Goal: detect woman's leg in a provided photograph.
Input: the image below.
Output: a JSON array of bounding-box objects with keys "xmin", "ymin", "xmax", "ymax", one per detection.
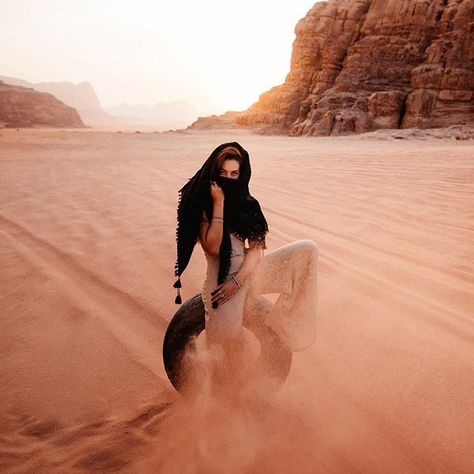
[
  {"xmin": 244, "ymin": 239, "xmax": 320, "ymax": 352},
  {"xmin": 204, "ymin": 279, "xmax": 249, "ymax": 393},
  {"xmin": 204, "ymin": 278, "xmax": 247, "ymax": 342}
]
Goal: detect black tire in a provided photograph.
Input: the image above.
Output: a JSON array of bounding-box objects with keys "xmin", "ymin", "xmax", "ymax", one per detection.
[{"xmin": 163, "ymin": 293, "xmax": 292, "ymax": 394}]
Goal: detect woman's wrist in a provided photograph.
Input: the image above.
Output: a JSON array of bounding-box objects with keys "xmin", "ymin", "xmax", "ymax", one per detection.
[
  {"xmin": 209, "ymin": 201, "xmax": 224, "ymax": 222},
  {"xmin": 234, "ymin": 272, "xmax": 245, "ymax": 286},
  {"xmin": 230, "ymin": 274, "xmax": 241, "ymax": 290}
]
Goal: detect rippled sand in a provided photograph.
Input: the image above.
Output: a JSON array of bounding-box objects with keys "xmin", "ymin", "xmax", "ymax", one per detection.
[{"xmin": 1, "ymin": 127, "xmax": 473, "ymax": 473}]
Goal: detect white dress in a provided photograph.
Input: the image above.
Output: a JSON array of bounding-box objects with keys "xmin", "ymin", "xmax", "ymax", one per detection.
[
  {"xmin": 201, "ymin": 233, "xmax": 320, "ymax": 352},
  {"xmin": 202, "ymin": 233, "xmax": 248, "ymax": 343}
]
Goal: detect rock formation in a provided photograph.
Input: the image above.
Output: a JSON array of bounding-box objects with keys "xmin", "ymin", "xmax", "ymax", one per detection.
[
  {"xmin": 195, "ymin": 0, "xmax": 474, "ymax": 136},
  {"xmin": 0, "ymin": 80, "xmax": 85, "ymax": 128},
  {"xmin": 187, "ymin": 111, "xmax": 247, "ymax": 130},
  {"xmin": 0, "ymin": 75, "xmax": 113, "ymax": 124}
]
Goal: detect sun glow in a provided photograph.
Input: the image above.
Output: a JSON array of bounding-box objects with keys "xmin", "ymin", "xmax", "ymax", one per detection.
[{"xmin": 0, "ymin": 0, "xmax": 317, "ymax": 114}]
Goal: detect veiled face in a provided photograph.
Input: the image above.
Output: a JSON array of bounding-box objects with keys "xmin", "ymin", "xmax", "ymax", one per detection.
[{"xmin": 218, "ymin": 159, "xmax": 240, "ymax": 180}]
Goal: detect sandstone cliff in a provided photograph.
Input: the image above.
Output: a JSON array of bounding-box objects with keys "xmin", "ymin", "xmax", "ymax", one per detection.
[
  {"xmin": 0, "ymin": 81, "xmax": 85, "ymax": 128},
  {"xmin": 198, "ymin": 0, "xmax": 474, "ymax": 136},
  {"xmin": 0, "ymin": 75, "xmax": 113, "ymax": 124},
  {"xmin": 187, "ymin": 111, "xmax": 247, "ymax": 130}
]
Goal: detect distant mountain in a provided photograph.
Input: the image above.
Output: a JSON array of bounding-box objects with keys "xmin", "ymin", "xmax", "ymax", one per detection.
[
  {"xmin": 104, "ymin": 100, "xmax": 199, "ymax": 126},
  {"xmin": 0, "ymin": 80, "xmax": 84, "ymax": 128},
  {"xmin": 0, "ymin": 74, "xmax": 201, "ymax": 128},
  {"xmin": 0, "ymin": 74, "xmax": 114, "ymax": 124}
]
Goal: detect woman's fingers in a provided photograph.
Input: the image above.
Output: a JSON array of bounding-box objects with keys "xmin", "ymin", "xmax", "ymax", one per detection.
[
  {"xmin": 211, "ymin": 283, "xmax": 223, "ymax": 295},
  {"xmin": 214, "ymin": 294, "xmax": 228, "ymax": 306},
  {"xmin": 210, "ymin": 285, "xmax": 223, "ymax": 303},
  {"xmin": 210, "ymin": 281, "xmax": 236, "ymax": 304},
  {"xmin": 211, "ymin": 291, "xmax": 225, "ymax": 303}
]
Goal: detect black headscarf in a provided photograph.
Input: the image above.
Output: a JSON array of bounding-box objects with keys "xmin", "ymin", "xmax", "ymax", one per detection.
[{"xmin": 172, "ymin": 141, "xmax": 268, "ymax": 304}]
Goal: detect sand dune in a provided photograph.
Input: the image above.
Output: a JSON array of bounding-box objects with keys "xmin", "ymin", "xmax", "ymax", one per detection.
[{"xmin": 0, "ymin": 127, "xmax": 473, "ymax": 473}]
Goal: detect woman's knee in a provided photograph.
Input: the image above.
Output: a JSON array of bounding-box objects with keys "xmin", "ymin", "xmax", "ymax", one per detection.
[{"xmin": 295, "ymin": 239, "xmax": 319, "ymax": 258}]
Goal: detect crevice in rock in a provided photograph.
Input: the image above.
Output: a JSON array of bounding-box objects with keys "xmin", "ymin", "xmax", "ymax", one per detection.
[
  {"xmin": 397, "ymin": 94, "xmax": 408, "ymax": 129},
  {"xmin": 436, "ymin": 0, "xmax": 449, "ymax": 21},
  {"xmin": 330, "ymin": 0, "xmax": 373, "ymax": 102},
  {"xmin": 352, "ymin": 0, "xmax": 373, "ymax": 45}
]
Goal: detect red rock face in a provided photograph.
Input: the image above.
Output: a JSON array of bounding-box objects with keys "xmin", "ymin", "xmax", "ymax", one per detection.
[
  {"xmin": 237, "ymin": 0, "xmax": 474, "ymax": 136},
  {"xmin": 0, "ymin": 81, "xmax": 85, "ymax": 128}
]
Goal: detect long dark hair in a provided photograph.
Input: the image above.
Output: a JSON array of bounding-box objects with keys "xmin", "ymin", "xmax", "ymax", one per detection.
[
  {"xmin": 209, "ymin": 145, "xmax": 243, "ymax": 181},
  {"xmin": 172, "ymin": 141, "xmax": 268, "ymax": 304}
]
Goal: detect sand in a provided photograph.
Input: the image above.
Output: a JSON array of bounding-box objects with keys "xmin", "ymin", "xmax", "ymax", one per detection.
[{"xmin": 0, "ymin": 126, "xmax": 473, "ymax": 473}]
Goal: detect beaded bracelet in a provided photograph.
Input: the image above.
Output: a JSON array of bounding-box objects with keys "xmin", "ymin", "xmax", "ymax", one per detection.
[{"xmin": 231, "ymin": 274, "xmax": 241, "ymax": 289}]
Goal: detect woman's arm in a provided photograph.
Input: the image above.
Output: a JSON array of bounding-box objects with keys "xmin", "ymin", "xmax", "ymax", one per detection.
[
  {"xmin": 198, "ymin": 203, "xmax": 224, "ymax": 256},
  {"xmin": 235, "ymin": 240, "xmax": 264, "ymax": 285},
  {"xmin": 210, "ymin": 240, "xmax": 264, "ymax": 307}
]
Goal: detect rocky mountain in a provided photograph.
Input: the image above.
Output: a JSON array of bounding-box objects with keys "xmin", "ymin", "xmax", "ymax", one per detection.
[
  {"xmin": 193, "ymin": 0, "xmax": 474, "ymax": 136},
  {"xmin": 187, "ymin": 111, "xmax": 246, "ymax": 130},
  {"xmin": 0, "ymin": 74, "xmax": 114, "ymax": 124},
  {"xmin": 0, "ymin": 80, "xmax": 85, "ymax": 128}
]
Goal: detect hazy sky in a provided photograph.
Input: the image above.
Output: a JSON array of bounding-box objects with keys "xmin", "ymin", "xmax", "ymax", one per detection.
[{"xmin": 1, "ymin": 0, "xmax": 319, "ymax": 115}]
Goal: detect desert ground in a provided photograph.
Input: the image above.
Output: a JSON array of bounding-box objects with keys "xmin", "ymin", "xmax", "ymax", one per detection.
[{"xmin": 0, "ymin": 126, "xmax": 473, "ymax": 473}]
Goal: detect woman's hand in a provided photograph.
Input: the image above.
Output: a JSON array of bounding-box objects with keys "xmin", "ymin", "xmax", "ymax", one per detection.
[
  {"xmin": 211, "ymin": 279, "xmax": 239, "ymax": 307},
  {"xmin": 210, "ymin": 180, "xmax": 225, "ymax": 204}
]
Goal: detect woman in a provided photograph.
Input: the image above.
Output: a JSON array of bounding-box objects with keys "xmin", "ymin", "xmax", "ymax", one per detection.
[{"xmin": 173, "ymin": 141, "xmax": 319, "ymax": 385}]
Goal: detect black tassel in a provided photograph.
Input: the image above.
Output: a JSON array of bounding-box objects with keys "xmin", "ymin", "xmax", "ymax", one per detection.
[{"xmin": 173, "ymin": 276, "xmax": 182, "ymax": 304}]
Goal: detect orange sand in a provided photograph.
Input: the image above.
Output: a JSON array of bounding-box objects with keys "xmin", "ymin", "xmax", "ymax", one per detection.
[{"xmin": 0, "ymin": 127, "xmax": 473, "ymax": 473}]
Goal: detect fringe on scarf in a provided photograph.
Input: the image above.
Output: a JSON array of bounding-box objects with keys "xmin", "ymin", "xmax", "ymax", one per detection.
[{"xmin": 173, "ymin": 187, "xmax": 183, "ymax": 304}]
